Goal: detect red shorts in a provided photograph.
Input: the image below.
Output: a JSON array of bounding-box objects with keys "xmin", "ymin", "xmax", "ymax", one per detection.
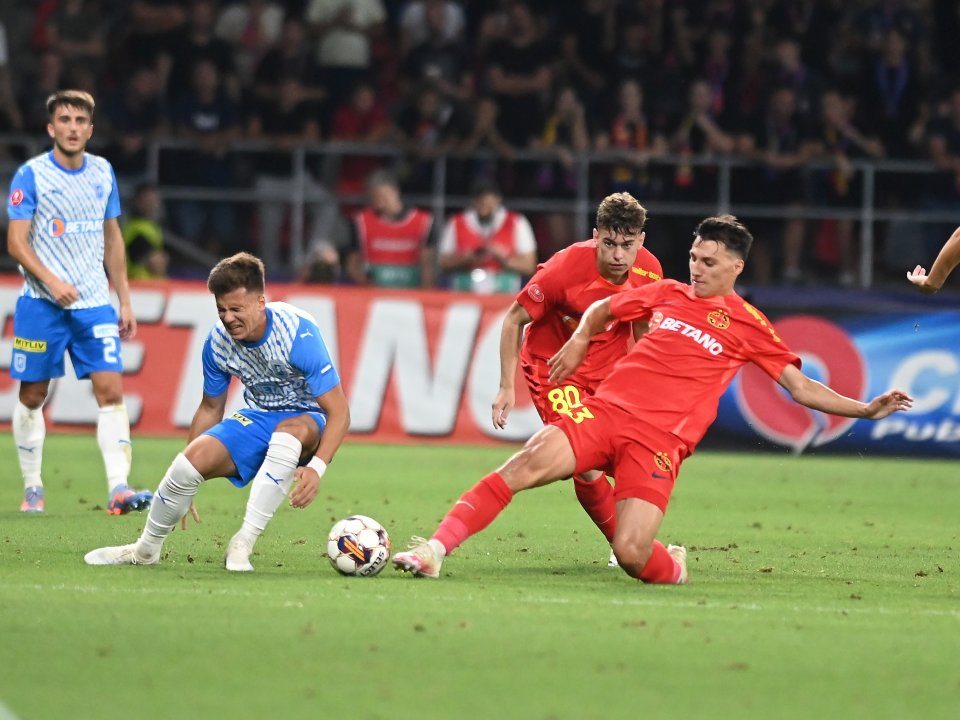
[
  {"xmin": 551, "ymin": 395, "xmax": 688, "ymax": 513},
  {"xmin": 522, "ymin": 360, "xmax": 594, "ymax": 426}
]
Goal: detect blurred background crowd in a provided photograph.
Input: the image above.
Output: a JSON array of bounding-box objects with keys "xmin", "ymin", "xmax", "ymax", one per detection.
[{"xmin": 0, "ymin": 0, "xmax": 959, "ymax": 290}]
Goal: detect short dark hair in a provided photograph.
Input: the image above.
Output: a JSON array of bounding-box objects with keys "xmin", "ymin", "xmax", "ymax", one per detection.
[
  {"xmin": 46, "ymin": 89, "xmax": 95, "ymax": 119},
  {"xmin": 470, "ymin": 177, "xmax": 501, "ymax": 198},
  {"xmin": 596, "ymin": 192, "xmax": 647, "ymax": 236},
  {"xmin": 694, "ymin": 214, "xmax": 753, "ymax": 259},
  {"xmin": 207, "ymin": 252, "xmax": 265, "ymax": 296}
]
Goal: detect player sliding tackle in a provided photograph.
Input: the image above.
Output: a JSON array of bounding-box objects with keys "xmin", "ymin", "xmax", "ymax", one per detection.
[{"xmin": 394, "ymin": 215, "xmax": 913, "ymax": 583}]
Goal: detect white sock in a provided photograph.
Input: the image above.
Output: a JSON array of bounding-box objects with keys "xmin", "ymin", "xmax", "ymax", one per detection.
[
  {"xmin": 138, "ymin": 453, "xmax": 204, "ymax": 558},
  {"xmin": 13, "ymin": 401, "xmax": 45, "ymax": 489},
  {"xmin": 237, "ymin": 432, "xmax": 302, "ymax": 547},
  {"xmin": 97, "ymin": 404, "xmax": 132, "ymax": 492}
]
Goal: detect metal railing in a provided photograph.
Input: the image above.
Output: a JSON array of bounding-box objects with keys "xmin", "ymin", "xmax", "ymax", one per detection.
[{"xmin": 0, "ymin": 133, "xmax": 952, "ymax": 286}]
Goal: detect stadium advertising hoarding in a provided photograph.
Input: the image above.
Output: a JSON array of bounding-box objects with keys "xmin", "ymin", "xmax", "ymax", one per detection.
[{"xmin": 0, "ymin": 277, "xmax": 956, "ymax": 456}]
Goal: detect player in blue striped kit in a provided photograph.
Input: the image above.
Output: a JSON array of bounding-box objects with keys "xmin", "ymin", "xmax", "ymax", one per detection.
[
  {"xmin": 6, "ymin": 89, "xmax": 152, "ymax": 514},
  {"xmin": 84, "ymin": 252, "xmax": 351, "ymax": 571}
]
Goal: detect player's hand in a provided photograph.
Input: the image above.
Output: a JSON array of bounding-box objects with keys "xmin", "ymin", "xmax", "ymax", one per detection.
[
  {"xmin": 492, "ymin": 387, "xmax": 515, "ymax": 429},
  {"xmin": 180, "ymin": 501, "xmax": 202, "ymax": 530},
  {"xmin": 290, "ymin": 466, "xmax": 321, "ymax": 509},
  {"xmin": 548, "ymin": 335, "xmax": 589, "ymax": 384},
  {"xmin": 906, "ymin": 265, "xmax": 941, "ymax": 294},
  {"xmin": 862, "ymin": 389, "xmax": 913, "ymax": 419},
  {"xmin": 118, "ymin": 303, "xmax": 138, "ymax": 340},
  {"xmin": 48, "ymin": 278, "xmax": 79, "ymax": 307}
]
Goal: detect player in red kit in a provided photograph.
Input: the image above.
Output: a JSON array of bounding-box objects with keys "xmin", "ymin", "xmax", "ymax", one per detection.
[
  {"xmin": 491, "ymin": 193, "xmax": 661, "ymax": 565},
  {"xmin": 394, "ymin": 215, "xmax": 913, "ymax": 583}
]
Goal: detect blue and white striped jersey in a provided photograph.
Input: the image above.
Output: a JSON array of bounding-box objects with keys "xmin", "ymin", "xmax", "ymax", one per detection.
[
  {"xmin": 6, "ymin": 150, "xmax": 121, "ymax": 309},
  {"xmin": 201, "ymin": 302, "xmax": 341, "ymax": 413}
]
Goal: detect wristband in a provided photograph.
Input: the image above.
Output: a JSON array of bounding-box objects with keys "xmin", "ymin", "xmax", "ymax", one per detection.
[{"xmin": 306, "ymin": 456, "xmax": 328, "ymax": 479}]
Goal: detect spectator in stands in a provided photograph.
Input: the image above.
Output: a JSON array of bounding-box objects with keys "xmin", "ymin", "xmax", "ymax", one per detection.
[
  {"xmin": 0, "ymin": 19, "xmax": 24, "ymax": 133},
  {"xmin": 764, "ymin": 36, "xmax": 824, "ymax": 126},
  {"xmin": 20, "ymin": 50, "xmax": 64, "ymax": 133},
  {"xmin": 667, "ymin": 78, "xmax": 735, "ymax": 202},
  {"xmin": 532, "ymin": 85, "xmax": 590, "ymax": 199},
  {"xmin": 214, "ymin": 0, "xmax": 285, "ymax": 86},
  {"xmin": 438, "ymin": 179, "xmax": 537, "ymax": 294},
  {"xmin": 921, "ymin": 85, "xmax": 960, "ymax": 259},
  {"xmin": 344, "ymin": 169, "xmax": 435, "ymax": 289},
  {"xmin": 123, "ymin": 183, "xmax": 170, "ymax": 280},
  {"xmin": 44, "ymin": 0, "xmax": 107, "ymax": 79},
  {"xmin": 305, "ymin": 0, "xmax": 386, "ymax": 109},
  {"xmin": 397, "ymin": 0, "xmax": 465, "ymax": 59},
  {"xmin": 483, "ymin": 1, "xmax": 552, "ymax": 151},
  {"xmin": 400, "ymin": 0, "xmax": 474, "ymax": 108},
  {"xmin": 167, "ymin": 58, "xmax": 242, "ymax": 255},
  {"xmin": 397, "ymin": 83, "xmax": 465, "ymax": 192},
  {"xmin": 246, "ymin": 74, "xmax": 341, "ymax": 273},
  {"xmin": 552, "ymin": 0, "xmax": 615, "ymax": 121},
  {"xmin": 113, "ymin": 0, "xmax": 186, "ymax": 87},
  {"xmin": 858, "ymin": 27, "xmax": 926, "ymax": 159},
  {"xmin": 167, "ymin": 0, "xmax": 240, "ymax": 105},
  {"xmin": 251, "ymin": 15, "xmax": 327, "ymax": 114},
  {"xmin": 213, "ymin": 0, "xmax": 285, "ymax": 87},
  {"xmin": 594, "ymin": 78, "xmax": 667, "ymax": 200},
  {"xmin": 736, "ymin": 84, "xmax": 816, "ymax": 285},
  {"xmin": 807, "ymin": 88, "xmax": 885, "ymax": 286},
  {"xmin": 102, "ymin": 66, "xmax": 167, "ymax": 184},
  {"xmin": 329, "ymin": 79, "xmax": 395, "ymax": 197}
]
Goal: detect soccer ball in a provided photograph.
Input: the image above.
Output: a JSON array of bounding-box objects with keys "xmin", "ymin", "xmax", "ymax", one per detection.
[{"xmin": 326, "ymin": 515, "xmax": 391, "ymax": 577}]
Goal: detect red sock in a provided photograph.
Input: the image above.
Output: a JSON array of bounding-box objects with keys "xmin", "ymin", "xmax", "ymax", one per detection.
[
  {"xmin": 432, "ymin": 472, "xmax": 513, "ymax": 553},
  {"xmin": 631, "ymin": 541, "xmax": 681, "ymax": 584},
  {"xmin": 573, "ymin": 474, "xmax": 617, "ymax": 543}
]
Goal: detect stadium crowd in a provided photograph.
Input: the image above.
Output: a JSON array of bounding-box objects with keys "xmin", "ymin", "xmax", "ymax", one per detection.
[{"xmin": 1, "ymin": 0, "xmax": 959, "ymax": 287}]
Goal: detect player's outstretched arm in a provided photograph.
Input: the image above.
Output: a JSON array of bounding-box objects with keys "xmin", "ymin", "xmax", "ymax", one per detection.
[
  {"xmin": 777, "ymin": 364, "xmax": 912, "ymax": 419},
  {"xmin": 548, "ymin": 297, "xmax": 614, "ymax": 384},
  {"xmin": 907, "ymin": 225, "xmax": 960, "ymax": 294},
  {"xmin": 493, "ymin": 302, "xmax": 532, "ymax": 429}
]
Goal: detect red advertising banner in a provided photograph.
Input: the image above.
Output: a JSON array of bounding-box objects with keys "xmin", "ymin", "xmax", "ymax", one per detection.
[{"xmin": 0, "ymin": 276, "xmax": 539, "ymax": 445}]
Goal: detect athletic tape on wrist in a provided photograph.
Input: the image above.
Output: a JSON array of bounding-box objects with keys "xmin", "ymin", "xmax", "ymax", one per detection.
[{"xmin": 307, "ymin": 456, "xmax": 328, "ymax": 478}]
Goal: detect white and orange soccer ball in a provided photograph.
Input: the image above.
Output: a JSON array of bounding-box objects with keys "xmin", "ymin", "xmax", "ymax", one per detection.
[{"xmin": 326, "ymin": 515, "xmax": 390, "ymax": 577}]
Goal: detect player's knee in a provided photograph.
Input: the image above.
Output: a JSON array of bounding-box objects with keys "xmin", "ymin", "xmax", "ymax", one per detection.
[
  {"xmin": 273, "ymin": 418, "xmax": 317, "ymax": 449},
  {"xmin": 612, "ymin": 536, "xmax": 653, "ymax": 570},
  {"xmin": 18, "ymin": 384, "xmax": 48, "ymax": 409}
]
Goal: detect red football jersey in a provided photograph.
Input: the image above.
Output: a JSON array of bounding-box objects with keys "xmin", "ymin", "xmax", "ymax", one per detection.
[
  {"xmin": 596, "ymin": 279, "xmax": 801, "ymax": 452},
  {"xmin": 516, "ymin": 239, "xmax": 663, "ymax": 390}
]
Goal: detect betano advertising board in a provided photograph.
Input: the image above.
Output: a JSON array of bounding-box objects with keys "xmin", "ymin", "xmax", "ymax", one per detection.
[{"xmin": 0, "ymin": 277, "xmax": 956, "ymax": 456}]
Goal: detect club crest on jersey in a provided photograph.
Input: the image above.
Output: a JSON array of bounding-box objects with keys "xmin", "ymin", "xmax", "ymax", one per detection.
[
  {"xmin": 654, "ymin": 452, "xmax": 672, "ymax": 472},
  {"xmin": 94, "ymin": 184, "xmax": 104, "ymax": 199},
  {"xmin": 9, "ymin": 189, "xmax": 23, "ymax": 206},
  {"xmin": 649, "ymin": 311, "xmax": 664, "ymax": 331},
  {"xmin": 527, "ymin": 284, "xmax": 544, "ymax": 303},
  {"xmin": 707, "ymin": 309, "xmax": 730, "ymax": 330}
]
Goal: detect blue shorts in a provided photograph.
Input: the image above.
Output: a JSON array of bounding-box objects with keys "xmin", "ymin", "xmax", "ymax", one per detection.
[
  {"xmin": 203, "ymin": 408, "xmax": 328, "ymax": 487},
  {"xmin": 11, "ymin": 297, "xmax": 122, "ymax": 381}
]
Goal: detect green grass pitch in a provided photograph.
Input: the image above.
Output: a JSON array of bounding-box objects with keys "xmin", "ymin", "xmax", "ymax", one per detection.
[{"xmin": 1, "ymin": 435, "xmax": 958, "ymax": 720}]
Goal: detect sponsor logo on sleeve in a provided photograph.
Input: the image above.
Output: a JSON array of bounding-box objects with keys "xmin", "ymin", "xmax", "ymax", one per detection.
[
  {"xmin": 527, "ymin": 284, "xmax": 544, "ymax": 303},
  {"xmin": 10, "ymin": 189, "xmax": 23, "ymax": 206}
]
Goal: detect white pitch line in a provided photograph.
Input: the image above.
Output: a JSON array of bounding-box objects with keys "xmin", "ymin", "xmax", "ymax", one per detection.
[
  {"xmin": 0, "ymin": 700, "xmax": 22, "ymax": 720},
  {"xmin": 3, "ymin": 582, "xmax": 959, "ymax": 619}
]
